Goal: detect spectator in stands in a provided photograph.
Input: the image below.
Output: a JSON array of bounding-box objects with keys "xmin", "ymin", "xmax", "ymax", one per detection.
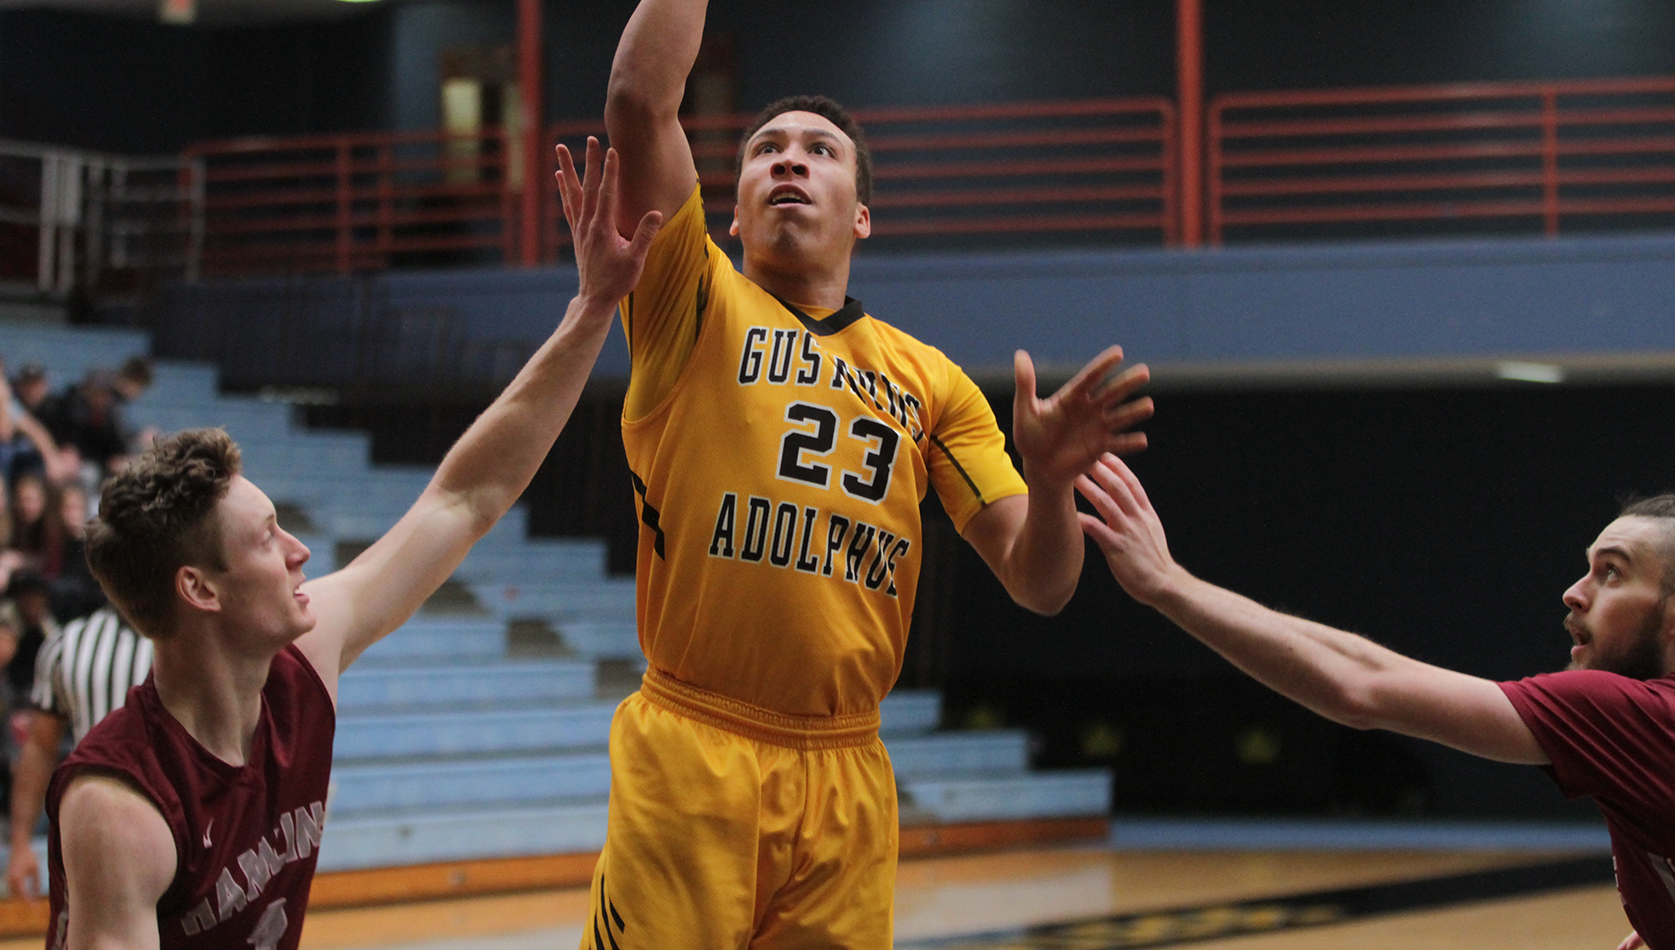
[
  {"xmin": 45, "ymin": 484, "xmax": 99, "ymax": 624},
  {"xmin": 10, "ymin": 365, "xmax": 48, "ymax": 420},
  {"xmin": 37, "ymin": 368, "xmax": 126, "ymax": 495},
  {"xmin": 5, "ymin": 607, "xmax": 144, "ymax": 901},
  {"xmin": 0, "ymin": 572, "xmax": 59, "ymax": 820},
  {"xmin": 108, "ymin": 357, "xmax": 157, "ymax": 457},
  {"xmin": 5, "ymin": 473, "xmax": 58, "ymax": 579},
  {"xmin": 0, "ymin": 572, "xmax": 57, "ymax": 718},
  {"xmin": 0, "ymin": 363, "xmax": 72, "ymax": 486}
]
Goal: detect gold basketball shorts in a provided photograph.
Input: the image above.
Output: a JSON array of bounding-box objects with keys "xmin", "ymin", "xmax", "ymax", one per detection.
[{"xmin": 581, "ymin": 668, "xmax": 898, "ymax": 949}]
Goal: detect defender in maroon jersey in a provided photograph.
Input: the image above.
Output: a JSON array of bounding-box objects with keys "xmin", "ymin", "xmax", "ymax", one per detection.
[
  {"xmin": 43, "ymin": 141, "xmax": 661, "ymax": 950},
  {"xmin": 1081, "ymin": 455, "xmax": 1675, "ymax": 950}
]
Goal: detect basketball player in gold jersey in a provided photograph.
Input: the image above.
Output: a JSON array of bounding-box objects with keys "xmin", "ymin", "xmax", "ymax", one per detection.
[{"xmin": 567, "ymin": 2, "xmax": 1152, "ymax": 945}]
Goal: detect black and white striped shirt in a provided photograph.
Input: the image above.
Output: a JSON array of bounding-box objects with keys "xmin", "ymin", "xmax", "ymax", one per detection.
[{"xmin": 29, "ymin": 607, "xmax": 153, "ymax": 744}]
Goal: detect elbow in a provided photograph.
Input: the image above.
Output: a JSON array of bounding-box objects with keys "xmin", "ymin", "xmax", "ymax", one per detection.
[
  {"xmin": 1325, "ymin": 678, "xmax": 1394, "ymax": 732},
  {"xmin": 1009, "ymin": 579, "xmax": 1076, "ymax": 618}
]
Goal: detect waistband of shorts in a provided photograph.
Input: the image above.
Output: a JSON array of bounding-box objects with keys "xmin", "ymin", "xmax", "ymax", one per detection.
[{"xmin": 639, "ymin": 668, "xmax": 880, "ymax": 751}]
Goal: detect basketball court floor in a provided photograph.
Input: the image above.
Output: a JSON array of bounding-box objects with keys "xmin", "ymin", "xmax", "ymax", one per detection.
[
  {"xmin": 0, "ymin": 825, "xmax": 1620, "ymax": 949},
  {"xmin": 16, "ymin": 831, "xmax": 1597, "ymax": 950},
  {"xmin": 280, "ymin": 845, "xmax": 1623, "ymax": 950}
]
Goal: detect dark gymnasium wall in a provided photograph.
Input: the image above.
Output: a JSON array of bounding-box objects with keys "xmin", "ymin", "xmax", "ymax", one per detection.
[{"xmin": 7, "ymin": 0, "xmax": 1675, "ymax": 153}]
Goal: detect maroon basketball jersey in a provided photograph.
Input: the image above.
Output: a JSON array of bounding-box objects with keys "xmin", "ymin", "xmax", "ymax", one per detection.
[
  {"xmin": 45, "ymin": 644, "xmax": 336, "ymax": 950},
  {"xmin": 1502, "ymin": 670, "xmax": 1675, "ymax": 948}
]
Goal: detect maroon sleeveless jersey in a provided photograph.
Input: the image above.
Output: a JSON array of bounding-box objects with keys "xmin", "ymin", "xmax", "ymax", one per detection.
[{"xmin": 44, "ymin": 644, "xmax": 335, "ymax": 950}]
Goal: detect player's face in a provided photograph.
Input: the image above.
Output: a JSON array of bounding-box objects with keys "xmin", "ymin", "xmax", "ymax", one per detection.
[
  {"xmin": 1561, "ymin": 516, "xmax": 1673, "ymax": 679},
  {"xmin": 731, "ymin": 111, "xmax": 871, "ymax": 271},
  {"xmin": 210, "ymin": 476, "xmax": 315, "ymax": 645}
]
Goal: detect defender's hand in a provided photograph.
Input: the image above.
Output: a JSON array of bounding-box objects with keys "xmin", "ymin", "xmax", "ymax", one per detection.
[
  {"xmin": 1076, "ymin": 452, "xmax": 1181, "ymax": 606},
  {"xmin": 555, "ymin": 137, "xmax": 663, "ymax": 309}
]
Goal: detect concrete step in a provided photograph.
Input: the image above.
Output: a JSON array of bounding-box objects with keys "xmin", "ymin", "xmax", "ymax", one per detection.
[
  {"xmin": 136, "ymin": 359, "xmax": 220, "ymax": 404},
  {"xmin": 886, "ymin": 730, "xmax": 1030, "ymax": 775},
  {"xmin": 329, "ymin": 750, "xmax": 611, "ymax": 816},
  {"xmin": 128, "ymin": 399, "xmax": 295, "ymax": 443},
  {"xmin": 355, "ymin": 617, "xmax": 506, "ymax": 662},
  {"xmin": 0, "ymin": 322, "xmax": 149, "ymax": 384},
  {"xmin": 256, "ymin": 467, "xmax": 438, "ymax": 511},
  {"xmin": 898, "ymin": 769, "xmax": 1112, "ymax": 822},
  {"xmin": 880, "ymin": 690, "xmax": 941, "ymax": 735},
  {"xmin": 337, "ymin": 658, "xmax": 596, "ymax": 710},
  {"xmin": 465, "ymin": 579, "xmax": 633, "ymax": 621},
  {"xmin": 239, "ymin": 431, "xmax": 372, "ymax": 480},
  {"xmin": 334, "ymin": 701, "xmax": 618, "ymax": 758},
  {"xmin": 456, "ymin": 541, "xmax": 609, "ymax": 584},
  {"xmin": 315, "ymin": 797, "xmax": 611, "ymax": 872},
  {"xmin": 553, "ymin": 619, "xmax": 640, "ymax": 658}
]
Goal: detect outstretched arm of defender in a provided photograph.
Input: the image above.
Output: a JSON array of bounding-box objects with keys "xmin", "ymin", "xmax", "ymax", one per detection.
[
  {"xmin": 962, "ymin": 347, "xmax": 1152, "ymax": 616},
  {"xmin": 603, "ymin": 0, "xmax": 706, "ymax": 235},
  {"xmin": 1077, "ymin": 453, "xmax": 1548, "ymax": 765},
  {"xmin": 296, "ymin": 142, "xmax": 661, "ymax": 690},
  {"xmin": 58, "ymin": 774, "xmax": 174, "ymax": 950}
]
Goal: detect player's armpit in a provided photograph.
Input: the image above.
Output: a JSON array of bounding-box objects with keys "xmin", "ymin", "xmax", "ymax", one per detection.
[{"xmin": 58, "ymin": 772, "xmax": 175, "ymax": 950}]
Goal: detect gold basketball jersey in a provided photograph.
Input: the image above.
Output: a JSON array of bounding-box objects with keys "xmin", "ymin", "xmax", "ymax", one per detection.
[{"xmin": 621, "ymin": 186, "xmax": 1027, "ymax": 716}]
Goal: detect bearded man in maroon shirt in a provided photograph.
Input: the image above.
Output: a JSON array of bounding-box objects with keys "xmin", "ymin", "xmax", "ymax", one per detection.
[{"xmin": 1081, "ymin": 453, "xmax": 1675, "ymax": 950}]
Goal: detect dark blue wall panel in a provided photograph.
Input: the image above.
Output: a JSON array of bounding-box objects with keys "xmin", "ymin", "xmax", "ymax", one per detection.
[{"xmin": 352, "ymin": 231, "xmax": 1675, "ymax": 384}]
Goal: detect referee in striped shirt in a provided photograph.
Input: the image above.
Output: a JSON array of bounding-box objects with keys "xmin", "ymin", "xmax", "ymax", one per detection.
[{"xmin": 5, "ymin": 607, "xmax": 151, "ymax": 899}]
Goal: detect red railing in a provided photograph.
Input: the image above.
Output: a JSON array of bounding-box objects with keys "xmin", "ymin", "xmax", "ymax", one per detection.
[
  {"xmin": 550, "ymin": 97, "xmax": 1178, "ymax": 258},
  {"xmin": 1208, "ymin": 76, "xmax": 1675, "ymax": 243},
  {"xmin": 183, "ymin": 98, "xmax": 1175, "ymax": 276},
  {"xmin": 172, "ymin": 76, "xmax": 1675, "ymax": 277},
  {"xmin": 183, "ymin": 128, "xmax": 522, "ymax": 277}
]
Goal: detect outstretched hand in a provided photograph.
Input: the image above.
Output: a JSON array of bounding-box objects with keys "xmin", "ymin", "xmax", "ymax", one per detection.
[
  {"xmin": 1075, "ymin": 452, "xmax": 1180, "ymax": 606},
  {"xmin": 1618, "ymin": 931, "xmax": 1644, "ymax": 950},
  {"xmin": 1013, "ymin": 347, "xmax": 1152, "ymax": 490},
  {"xmin": 555, "ymin": 137, "xmax": 662, "ymax": 308}
]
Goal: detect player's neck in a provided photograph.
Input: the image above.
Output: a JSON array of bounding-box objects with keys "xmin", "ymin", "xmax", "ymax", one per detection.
[
  {"xmin": 743, "ymin": 253, "xmax": 851, "ymax": 313},
  {"xmin": 151, "ymin": 638, "xmax": 270, "ymax": 767}
]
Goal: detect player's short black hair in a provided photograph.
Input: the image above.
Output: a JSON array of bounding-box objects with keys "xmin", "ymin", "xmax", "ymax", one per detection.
[
  {"xmin": 736, "ymin": 95, "xmax": 872, "ymax": 205},
  {"xmin": 1621, "ymin": 493, "xmax": 1675, "ymax": 598}
]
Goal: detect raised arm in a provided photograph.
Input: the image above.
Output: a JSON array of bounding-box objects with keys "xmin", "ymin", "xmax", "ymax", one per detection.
[
  {"xmin": 961, "ymin": 347, "xmax": 1153, "ymax": 615},
  {"xmin": 604, "ymin": 0, "xmax": 705, "ymax": 234},
  {"xmin": 1077, "ymin": 453, "xmax": 1547, "ymax": 764},
  {"xmin": 295, "ymin": 141, "xmax": 661, "ymax": 691},
  {"xmin": 57, "ymin": 774, "xmax": 174, "ymax": 950}
]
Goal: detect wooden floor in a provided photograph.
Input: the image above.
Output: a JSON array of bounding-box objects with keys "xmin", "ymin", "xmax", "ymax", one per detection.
[
  {"xmin": 0, "ymin": 846, "xmax": 1624, "ymax": 949},
  {"xmin": 0, "ymin": 846, "xmax": 1612, "ymax": 950}
]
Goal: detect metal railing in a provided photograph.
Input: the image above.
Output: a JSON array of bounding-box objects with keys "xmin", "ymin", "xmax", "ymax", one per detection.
[
  {"xmin": 174, "ymin": 97, "xmax": 1176, "ymax": 276},
  {"xmin": 182, "ymin": 128, "xmax": 522, "ymax": 277},
  {"xmin": 0, "ymin": 140, "xmax": 189, "ymax": 298},
  {"xmin": 18, "ymin": 77, "xmax": 1675, "ymax": 298},
  {"xmin": 548, "ymin": 96, "xmax": 1179, "ymax": 258},
  {"xmin": 1209, "ymin": 75, "xmax": 1675, "ymax": 243}
]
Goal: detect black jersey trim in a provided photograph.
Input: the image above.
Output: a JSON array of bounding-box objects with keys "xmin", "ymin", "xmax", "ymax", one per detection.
[
  {"xmin": 770, "ymin": 293, "xmax": 867, "ymax": 336},
  {"xmin": 929, "ymin": 433, "xmax": 988, "ymax": 507},
  {"xmin": 695, "ymin": 242, "xmax": 710, "ymax": 340},
  {"xmin": 629, "ymin": 470, "xmax": 667, "ymax": 559}
]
